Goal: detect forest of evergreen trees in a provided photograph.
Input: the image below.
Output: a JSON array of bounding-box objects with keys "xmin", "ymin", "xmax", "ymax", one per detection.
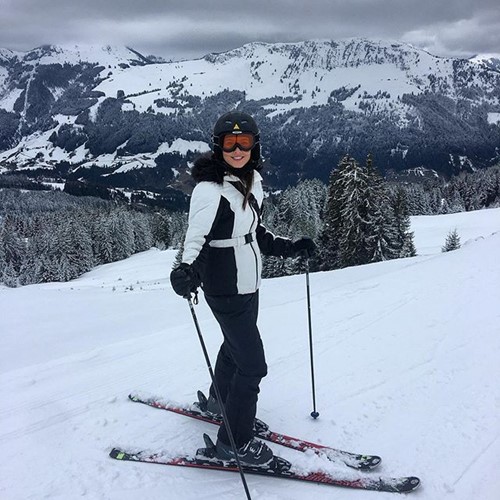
[
  {"xmin": 260, "ymin": 155, "xmax": 416, "ymax": 277},
  {"xmin": 0, "ymin": 189, "xmax": 186, "ymax": 287},
  {"xmin": 397, "ymin": 165, "xmax": 500, "ymax": 215},
  {"xmin": 1, "ymin": 162, "xmax": 499, "ymax": 287}
]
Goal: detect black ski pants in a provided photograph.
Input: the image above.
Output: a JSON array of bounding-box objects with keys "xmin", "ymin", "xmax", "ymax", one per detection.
[{"xmin": 205, "ymin": 291, "xmax": 267, "ymax": 448}]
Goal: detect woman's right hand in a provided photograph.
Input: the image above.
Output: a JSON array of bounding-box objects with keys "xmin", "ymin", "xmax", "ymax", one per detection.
[{"xmin": 170, "ymin": 263, "xmax": 200, "ymax": 298}]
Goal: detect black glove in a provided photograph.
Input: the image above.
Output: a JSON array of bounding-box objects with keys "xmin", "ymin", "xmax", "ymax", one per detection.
[
  {"xmin": 170, "ymin": 263, "xmax": 200, "ymax": 298},
  {"xmin": 292, "ymin": 237, "xmax": 316, "ymax": 258}
]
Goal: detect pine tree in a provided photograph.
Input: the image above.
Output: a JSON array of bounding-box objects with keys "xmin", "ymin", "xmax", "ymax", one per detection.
[
  {"xmin": 277, "ymin": 179, "xmax": 326, "ymax": 240},
  {"xmin": 2, "ymin": 262, "xmax": 18, "ymax": 287},
  {"xmin": 151, "ymin": 212, "xmax": 171, "ymax": 250},
  {"xmin": 364, "ymin": 154, "xmax": 398, "ymax": 262},
  {"xmin": 109, "ymin": 210, "xmax": 135, "ymax": 261},
  {"xmin": 133, "ymin": 212, "xmax": 154, "ymax": 253},
  {"xmin": 0, "ymin": 228, "xmax": 6, "ymax": 279},
  {"xmin": 337, "ymin": 156, "xmax": 372, "ymax": 267},
  {"xmin": 319, "ymin": 155, "xmax": 349, "ymax": 270},
  {"xmin": 0, "ymin": 216, "xmax": 25, "ymax": 275},
  {"xmin": 91, "ymin": 210, "xmax": 114, "ymax": 264},
  {"xmin": 271, "ymin": 178, "xmax": 326, "ymax": 275},
  {"xmin": 391, "ymin": 187, "xmax": 417, "ymax": 258},
  {"xmin": 173, "ymin": 242, "xmax": 184, "ymax": 269},
  {"xmin": 261, "ymin": 197, "xmax": 288, "ymax": 278},
  {"xmin": 17, "ymin": 239, "xmax": 40, "ymax": 285},
  {"xmin": 442, "ymin": 229, "xmax": 461, "ymax": 252},
  {"xmin": 67, "ymin": 218, "xmax": 95, "ymax": 277},
  {"xmin": 169, "ymin": 212, "xmax": 188, "ymax": 249}
]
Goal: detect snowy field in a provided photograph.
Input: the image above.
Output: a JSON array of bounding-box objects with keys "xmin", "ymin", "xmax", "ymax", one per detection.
[{"xmin": 1, "ymin": 207, "xmax": 500, "ymax": 500}]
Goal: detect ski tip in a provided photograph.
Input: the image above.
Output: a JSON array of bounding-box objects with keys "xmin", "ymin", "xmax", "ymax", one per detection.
[
  {"xmin": 407, "ymin": 476, "xmax": 421, "ymax": 491},
  {"xmin": 395, "ymin": 476, "xmax": 421, "ymax": 493},
  {"xmin": 109, "ymin": 448, "xmax": 126, "ymax": 460}
]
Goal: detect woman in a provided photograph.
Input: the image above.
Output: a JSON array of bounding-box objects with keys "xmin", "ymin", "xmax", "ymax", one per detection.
[{"xmin": 170, "ymin": 111, "xmax": 315, "ymax": 466}]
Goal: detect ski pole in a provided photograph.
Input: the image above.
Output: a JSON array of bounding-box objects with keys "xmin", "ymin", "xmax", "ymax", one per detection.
[
  {"xmin": 304, "ymin": 258, "xmax": 320, "ymax": 419},
  {"xmin": 187, "ymin": 295, "xmax": 252, "ymax": 500}
]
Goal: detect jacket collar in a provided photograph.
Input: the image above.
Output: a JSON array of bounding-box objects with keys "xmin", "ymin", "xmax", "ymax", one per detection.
[{"xmin": 192, "ymin": 153, "xmax": 262, "ymax": 185}]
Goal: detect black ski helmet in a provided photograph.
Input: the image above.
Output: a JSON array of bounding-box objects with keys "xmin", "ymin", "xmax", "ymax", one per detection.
[{"xmin": 212, "ymin": 111, "xmax": 261, "ymax": 163}]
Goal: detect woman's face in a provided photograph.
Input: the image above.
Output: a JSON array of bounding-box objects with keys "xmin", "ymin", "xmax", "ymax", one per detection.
[{"xmin": 222, "ymin": 146, "xmax": 251, "ymax": 169}]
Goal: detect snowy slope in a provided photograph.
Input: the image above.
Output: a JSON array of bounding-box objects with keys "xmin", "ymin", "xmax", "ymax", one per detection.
[
  {"xmin": 1, "ymin": 208, "xmax": 500, "ymax": 500},
  {"xmin": 470, "ymin": 53, "xmax": 500, "ymax": 71},
  {"xmin": 91, "ymin": 38, "xmax": 481, "ymax": 118},
  {"xmin": 6, "ymin": 44, "xmax": 150, "ymax": 68}
]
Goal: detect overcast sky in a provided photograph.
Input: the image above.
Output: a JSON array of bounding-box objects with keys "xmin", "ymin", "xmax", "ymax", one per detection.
[{"xmin": 1, "ymin": 0, "xmax": 499, "ymax": 61}]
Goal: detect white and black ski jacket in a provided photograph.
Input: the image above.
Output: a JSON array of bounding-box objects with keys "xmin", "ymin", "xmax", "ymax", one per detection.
[{"xmin": 182, "ymin": 155, "xmax": 293, "ymax": 296}]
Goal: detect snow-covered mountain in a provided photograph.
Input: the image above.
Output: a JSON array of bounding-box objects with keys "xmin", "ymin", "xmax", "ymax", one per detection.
[
  {"xmin": 470, "ymin": 53, "xmax": 500, "ymax": 72},
  {"xmin": 1, "ymin": 39, "xmax": 499, "ymax": 194},
  {"xmin": 1, "ymin": 207, "xmax": 499, "ymax": 499}
]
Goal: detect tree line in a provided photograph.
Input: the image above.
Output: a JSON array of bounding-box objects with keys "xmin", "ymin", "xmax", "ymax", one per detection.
[
  {"xmin": 1, "ymin": 160, "xmax": 498, "ymax": 287},
  {"xmin": 0, "ymin": 189, "xmax": 186, "ymax": 287},
  {"xmin": 398, "ymin": 165, "xmax": 500, "ymax": 215}
]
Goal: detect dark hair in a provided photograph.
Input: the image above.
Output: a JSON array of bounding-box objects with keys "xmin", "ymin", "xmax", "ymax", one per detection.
[
  {"xmin": 240, "ymin": 169, "xmax": 254, "ymax": 209},
  {"xmin": 224, "ymin": 162, "xmax": 255, "ymax": 209}
]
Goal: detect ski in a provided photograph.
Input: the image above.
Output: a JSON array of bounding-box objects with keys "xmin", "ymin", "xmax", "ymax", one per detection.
[
  {"xmin": 128, "ymin": 392, "xmax": 381, "ymax": 470},
  {"xmin": 109, "ymin": 433, "xmax": 420, "ymax": 493}
]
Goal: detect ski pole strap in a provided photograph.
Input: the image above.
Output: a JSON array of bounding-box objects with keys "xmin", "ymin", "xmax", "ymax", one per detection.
[
  {"xmin": 209, "ymin": 231, "xmax": 256, "ymax": 248},
  {"xmin": 185, "ymin": 289, "xmax": 199, "ymax": 305}
]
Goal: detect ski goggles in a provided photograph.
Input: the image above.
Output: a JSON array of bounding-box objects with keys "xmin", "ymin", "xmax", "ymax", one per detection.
[{"xmin": 221, "ymin": 133, "xmax": 256, "ymax": 152}]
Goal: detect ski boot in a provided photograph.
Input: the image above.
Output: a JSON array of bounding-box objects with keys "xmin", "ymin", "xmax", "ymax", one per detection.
[{"xmin": 215, "ymin": 436, "xmax": 274, "ymax": 466}]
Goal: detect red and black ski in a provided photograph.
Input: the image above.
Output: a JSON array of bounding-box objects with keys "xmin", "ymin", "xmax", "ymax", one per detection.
[{"xmin": 109, "ymin": 433, "xmax": 420, "ymax": 494}]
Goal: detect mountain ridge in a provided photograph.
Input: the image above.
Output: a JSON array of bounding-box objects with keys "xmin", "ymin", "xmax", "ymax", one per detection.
[{"xmin": 0, "ymin": 38, "xmax": 499, "ymax": 198}]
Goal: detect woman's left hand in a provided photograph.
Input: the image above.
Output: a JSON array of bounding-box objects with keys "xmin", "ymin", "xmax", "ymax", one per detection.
[{"xmin": 292, "ymin": 237, "xmax": 316, "ymax": 258}]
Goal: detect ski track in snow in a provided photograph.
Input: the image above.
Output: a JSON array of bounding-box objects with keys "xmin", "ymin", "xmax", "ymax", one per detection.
[
  {"xmin": 1, "ymin": 207, "xmax": 499, "ymax": 499},
  {"xmin": 452, "ymin": 432, "xmax": 500, "ymax": 487}
]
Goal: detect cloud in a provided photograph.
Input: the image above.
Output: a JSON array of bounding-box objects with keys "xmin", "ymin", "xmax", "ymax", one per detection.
[
  {"xmin": 1, "ymin": 0, "xmax": 499, "ymax": 60},
  {"xmin": 401, "ymin": 5, "xmax": 500, "ymax": 57}
]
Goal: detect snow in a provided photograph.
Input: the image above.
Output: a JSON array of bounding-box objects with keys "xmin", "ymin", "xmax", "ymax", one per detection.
[
  {"xmin": 111, "ymin": 158, "xmax": 157, "ymax": 173},
  {"xmin": 487, "ymin": 112, "xmax": 500, "ymax": 125},
  {"xmin": 1, "ymin": 207, "xmax": 500, "ymax": 499},
  {"xmin": 0, "ymin": 87, "xmax": 23, "ymax": 113},
  {"xmin": 471, "ymin": 53, "xmax": 500, "ymax": 61},
  {"xmin": 23, "ymin": 44, "xmax": 149, "ymax": 69},
  {"xmin": 157, "ymin": 138, "xmax": 211, "ymax": 156},
  {"xmin": 411, "ymin": 207, "xmax": 500, "ymax": 254},
  {"xmin": 41, "ymin": 182, "xmax": 65, "ymax": 190},
  {"xmin": 77, "ymin": 138, "xmax": 210, "ymax": 174}
]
